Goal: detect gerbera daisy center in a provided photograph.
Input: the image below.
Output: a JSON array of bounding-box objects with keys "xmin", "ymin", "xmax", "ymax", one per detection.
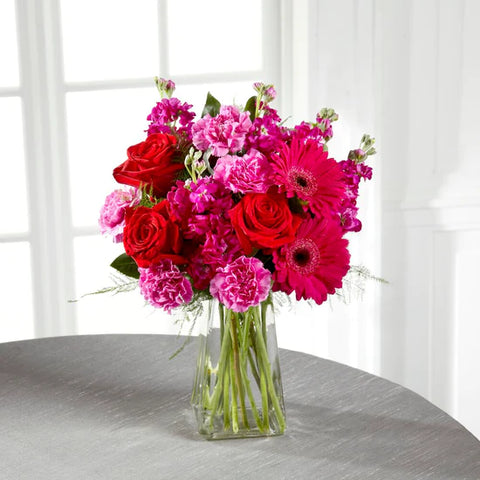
[
  {"xmin": 293, "ymin": 249, "xmax": 310, "ymax": 266},
  {"xmin": 286, "ymin": 238, "xmax": 321, "ymax": 275},
  {"xmin": 287, "ymin": 166, "xmax": 318, "ymax": 196}
]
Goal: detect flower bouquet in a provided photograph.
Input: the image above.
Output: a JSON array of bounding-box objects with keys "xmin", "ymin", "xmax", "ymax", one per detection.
[{"xmin": 99, "ymin": 78, "xmax": 375, "ymax": 439}]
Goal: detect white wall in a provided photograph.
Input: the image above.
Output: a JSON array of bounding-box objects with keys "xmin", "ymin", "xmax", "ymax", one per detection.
[
  {"xmin": 279, "ymin": 0, "xmax": 480, "ymax": 439},
  {"xmin": 378, "ymin": 0, "xmax": 480, "ymax": 439}
]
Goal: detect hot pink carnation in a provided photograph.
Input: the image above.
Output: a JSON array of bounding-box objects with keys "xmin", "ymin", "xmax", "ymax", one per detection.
[
  {"xmin": 213, "ymin": 149, "xmax": 274, "ymax": 193},
  {"xmin": 210, "ymin": 256, "xmax": 271, "ymax": 312},
  {"xmin": 139, "ymin": 260, "xmax": 193, "ymax": 313},
  {"xmin": 99, "ymin": 188, "xmax": 141, "ymax": 242},
  {"xmin": 192, "ymin": 105, "xmax": 252, "ymax": 157},
  {"xmin": 273, "ymin": 216, "xmax": 350, "ymax": 305}
]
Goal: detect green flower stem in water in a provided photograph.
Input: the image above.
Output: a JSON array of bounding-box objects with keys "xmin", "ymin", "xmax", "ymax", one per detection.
[
  {"xmin": 223, "ymin": 360, "xmax": 230, "ymax": 430},
  {"xmin": 207, "ymin": 310, "xmax": 232, "ymax": 424},
  {"xmin": 252, "ymin": 307, "xmax": 286, "ymax": 432},
  {"xmin": 196, "ymin": 299, "xmax": 286, "ymax": 437},
  {"xmin": 230, "ymin": 314, "xmax": 249, "ymax": 430},
  {"xmin": 229, "ymin": 349, "xmax": 238, "ymax": 433}
]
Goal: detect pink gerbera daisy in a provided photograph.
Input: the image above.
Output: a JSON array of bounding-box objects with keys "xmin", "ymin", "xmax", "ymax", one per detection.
[
  {"xmin": 272, "ymin": 216, "xmax": 350, "ymax": 305},
  {"xmin": 271, "ymin": 136, "xmax": 346, "ymax": 217}
]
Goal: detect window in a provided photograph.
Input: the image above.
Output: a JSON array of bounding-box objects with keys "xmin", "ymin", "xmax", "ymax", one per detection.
[
  {"xmin": 0, "ymin": 0, "xmax": 34, "ymax": 342},
  {"xmin": 1, "ymin": 0, "xmax": 281, "ymax": 342}
]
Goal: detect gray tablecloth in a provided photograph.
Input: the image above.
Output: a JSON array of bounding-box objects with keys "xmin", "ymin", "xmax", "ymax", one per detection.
[{"xmin": 0, "ymin": 334, "xmax": 479, "ymax": 479}]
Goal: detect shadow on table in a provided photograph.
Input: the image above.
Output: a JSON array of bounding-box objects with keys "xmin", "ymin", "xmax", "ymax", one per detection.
[{"xmin": 239, "ymin": 401, "xmax": 480, "ymax": 479}]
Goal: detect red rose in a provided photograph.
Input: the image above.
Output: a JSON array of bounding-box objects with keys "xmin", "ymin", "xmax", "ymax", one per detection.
[
  {"xmin": 229, "ymin": 191, "xmax": 302, "ymax": 255},
  {"xmin": 123, "ymin": 200, "xmax": 185, "ymax": 268},
  {"xmin": 113, "ymin": 133, "xmax": 184, "ymax": 198}
]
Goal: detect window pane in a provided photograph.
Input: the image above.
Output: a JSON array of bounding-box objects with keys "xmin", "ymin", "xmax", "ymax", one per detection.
[
  {"xmin": 0, "ymin": 0, "xmax": 19, "ymax": 87},
  {"xmin": 175, "ymin": 81, "xmax": 258, "ymax": 116},
  {"xmin": 0, "ymin": 242, "xmax": 35, "ymax": 343},
  {"xmin": 167, "ymin": 0, "xmax": 262, "ymax": 75},
  {"xmin": 0, "ymin": 97, "xmax": 29, "ymax": 234},
  {"xmin": 74, "ymin": 235, "xmax": 183, "ymax": 335},
  {"xmin": 60, "ymin": 0, "xmax": 159, "ymax": 82},
  {"xmin": 66, "ymin": 88, "xmax": 156, "ymax": 227}
]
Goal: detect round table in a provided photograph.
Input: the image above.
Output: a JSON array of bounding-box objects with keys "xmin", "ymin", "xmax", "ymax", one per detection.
[{"xmin": 0, "ymin": 335, "xmax": 479, "ymax": 479}]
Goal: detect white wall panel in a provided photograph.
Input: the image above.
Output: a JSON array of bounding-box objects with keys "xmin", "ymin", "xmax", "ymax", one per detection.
[
  {"xmin": 455, "ymin": 231, "xmax": 480, "ymax": 439},
  {"xmin": 431, "ymin": 230, "xmax": 457, "ymax": 412},
  {"xmin": 429, "ymin": 228, "xmax": 480, "ymax": 440},
  {"xmin": 460, "ymin": 1, "xmax": 480, "ymax": 176},
  {"xmin": 435, "ymin": 0, "xmax": 464, "ymax": 177},
  {"xmin": 403, "ymin": 226, "xmax": 434, "ymax": 400},
  {"xmin": 377, "ymin": 0, "xmax": 480, "ymax": 439}
]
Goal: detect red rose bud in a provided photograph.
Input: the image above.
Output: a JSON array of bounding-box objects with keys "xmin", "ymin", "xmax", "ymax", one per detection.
[
  {"xmin": 113, "ymin": 133, "xmax": 184, "ymax": 198},
  {"xmin": 122, "ymin": 200, "xmax": 185, "ymax": 268},
  {"xmin": 229, "ymin": 190, "xmax": 302, "ymax": 255}
]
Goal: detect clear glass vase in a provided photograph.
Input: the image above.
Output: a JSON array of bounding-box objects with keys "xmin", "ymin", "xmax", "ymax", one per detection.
[{"xmin": 191, "ymin": 297, "xmax": 286, "ymax": 440}]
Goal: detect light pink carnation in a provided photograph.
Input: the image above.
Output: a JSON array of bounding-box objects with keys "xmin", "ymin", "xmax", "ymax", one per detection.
[
  {"xmin": 210, "ymin": 256, "xmax": 271, "ymax": 313},
  {"xmin": 139, "ymin": 260, "xmax": 193, "ymax": 313},
  {"xmin": 99, "ymin": 188, "xmax": 141, "ymax": 242},
  {"xmin": 213, "ymin": 149, "xmax": 274, "ymax": 193},
  {"xmin": 192, "ymin": 105, "xmax": 252, "ymax": 157}
]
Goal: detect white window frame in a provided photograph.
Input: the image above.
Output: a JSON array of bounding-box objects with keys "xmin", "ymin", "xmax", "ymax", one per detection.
[{"xmin": 2, "ymin": 0, "xmax": 282, "ymax": 340}]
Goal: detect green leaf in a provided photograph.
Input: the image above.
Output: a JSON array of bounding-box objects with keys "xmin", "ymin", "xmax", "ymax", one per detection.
[
  {"xmin": 110, "ymin": 253, "xmax": 140, "ymax": 279},
  {"xmin": 244, "ymin": 95, "xmax": 257, "ymax": 121},
  {"xmin": 201, "ymin": 92, "xmax": 221, "ymax": 118}
]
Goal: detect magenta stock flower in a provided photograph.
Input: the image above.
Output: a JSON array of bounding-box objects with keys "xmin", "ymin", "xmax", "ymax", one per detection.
[
  {"xmin": 99, "ymin": 187, "xmax": 141, "ymax": 242},
  {"xmin": 200, "ymin": 229, "xmax": 242, "ymax": 268},
  {"xmin": 167, "ymin": 177, "xmax": 234, "ymax": 237},
  {"xmin": 166, "ymin": 180, "xmax": 193, "ymax": 229},
  {"xmin": 338, "ymin": 159, "xmax": 373, "ymax": 232},
  {"xmin": 273, "ymin": 217, "xmax": 350, "ymax": 305},
  {"xmin": 188, "ymin": 177, "xmax": 233, "ymax": 214},
  {"xmin": 213, "ymin": 149, "xmax": 274, "ymax": 194},
  {"xmin": 290, "ymin": 121, "xmax": 330, "ymax": 145},
  {"xmin": 139, "ymin": 260, "xmax": 193, "ymax": 313},
  {"xmin": 192, "ymin": 105, "xmax": 252, "ymax": 156},
  {"xmin": 210, "ymin": 256, "xmax": 272, "ymax": 312},
  {"xmin": 188, "ymin": 228, "xmax": 242, "ymax": 290},
  {"xmin": 187, "ymin": 256, "xmax": 215, "ymax": 291},
  {"xmin": 147, "ymin": 97, "xmax": 195, "ymax": 139},
  {"xmin": 339, "ymin": 205, "xmax": 362, "ymax": 232},
  {"xmin": 245, "ymin": 106, "xmax": 285, "ymax": 156}
]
